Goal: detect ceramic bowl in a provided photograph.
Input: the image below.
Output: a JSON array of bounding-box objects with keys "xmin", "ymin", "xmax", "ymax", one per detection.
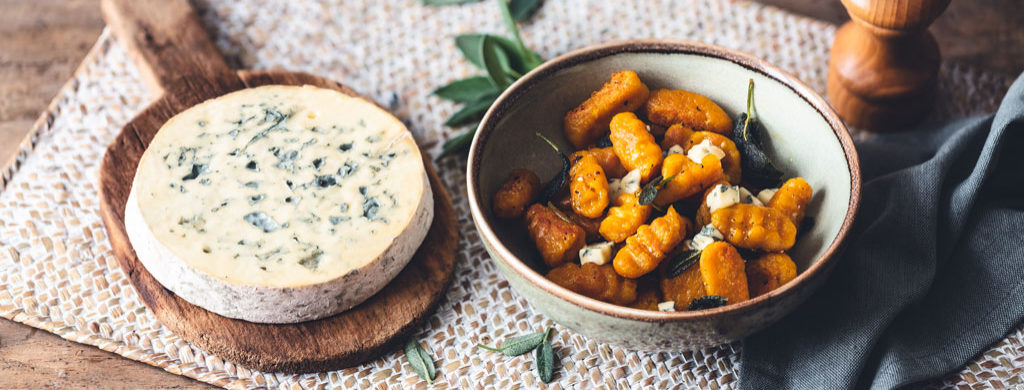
[{"xmin": 466, "ymin": 40, "xmax": 861, "ymax": 350}]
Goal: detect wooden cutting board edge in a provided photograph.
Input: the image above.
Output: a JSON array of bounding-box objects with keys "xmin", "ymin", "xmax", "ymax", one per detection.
[{"xmin": 96, "ymin": 69, "xmax": 459, "ymax": 374}]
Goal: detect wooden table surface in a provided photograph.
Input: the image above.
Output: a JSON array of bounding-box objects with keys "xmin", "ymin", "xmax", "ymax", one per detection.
[{"xmin": 0, "ymin": 0, "xmax": 1020, "ymax": 388}]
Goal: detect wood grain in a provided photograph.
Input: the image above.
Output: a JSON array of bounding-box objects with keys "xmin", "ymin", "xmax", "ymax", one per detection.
[
  {"xmin": 97, "ymin": 73, "xmax": 459, "ymax": 370},
  {"xmin": 94, "ymin": 0, "xmax": 458, "ymax": 373},
  {"xmin": 826, "ymin": 0, "xmax": 950, "ymax": 130}
]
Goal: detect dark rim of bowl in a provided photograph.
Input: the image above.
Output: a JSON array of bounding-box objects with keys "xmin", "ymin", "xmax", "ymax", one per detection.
[{"xmin": 466, "ymin": 39, "xmax": 862, "ymax": 322}]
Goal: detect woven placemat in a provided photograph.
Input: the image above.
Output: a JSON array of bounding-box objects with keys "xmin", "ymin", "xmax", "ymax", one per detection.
[{"xmin": 1, "ymin": 0, "xmax": 1020, "ymax": 388}]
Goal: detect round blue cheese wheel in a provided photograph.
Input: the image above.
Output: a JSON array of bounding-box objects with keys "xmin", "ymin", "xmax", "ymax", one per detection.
[{"xmin": 125, "ymin": 85, "xmax": 433, "ymax": 323}]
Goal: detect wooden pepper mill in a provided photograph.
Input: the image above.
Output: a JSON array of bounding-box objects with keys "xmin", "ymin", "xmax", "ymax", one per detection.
[{"xmin": 827, "ymin": 0, "xmax": 951, "ymax": 131}]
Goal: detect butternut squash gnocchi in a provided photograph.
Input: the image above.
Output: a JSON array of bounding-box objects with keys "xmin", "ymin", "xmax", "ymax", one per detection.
[{"xmin": 492, "ymin": 71, "xmax": 816, "ymax": 311}]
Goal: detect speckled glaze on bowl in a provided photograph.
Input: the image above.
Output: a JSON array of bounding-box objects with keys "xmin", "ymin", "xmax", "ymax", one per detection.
[{"xmin": 466, "ymin": 40, "xmax": 861, "ymax": 350}]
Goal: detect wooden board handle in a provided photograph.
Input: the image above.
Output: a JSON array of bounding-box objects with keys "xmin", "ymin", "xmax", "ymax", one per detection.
[{"xmin": 101, "ymin": 0, "xmax": 239, "ymax": 98}]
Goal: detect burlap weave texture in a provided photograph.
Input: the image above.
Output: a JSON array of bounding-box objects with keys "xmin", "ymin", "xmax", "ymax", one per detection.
[{"xmin": 0, "ymin": 0, "xmax": 1019, "ymax": 388}]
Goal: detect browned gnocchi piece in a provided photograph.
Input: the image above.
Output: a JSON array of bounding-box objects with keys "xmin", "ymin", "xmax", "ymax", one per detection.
[
  {"xmin": 767, "ymin": 177, "xmax": 813, "ymax": 228},
  {"xmin": 660, "ymin": 123, "xmax": 695, "ymax": 150},
  {"xmin": 642, "ymin": 89, "xmax": 733, "ymax": 134},
  {"xmin": 568, "ymin": 151, "xmax": 611, "ymax": 219},
  {"xmin": 564, "ymin": 70, "xmax": 651, "ymax": 149},
  {"xmin": 492, "ymin": 168, "xmax": 541, "ymax": 219},
  {"xmin": 525, "ymin": 204, "xmax": 587, "ymax": 268},
  {"xmin": 746, "ymin": 252, "xmax": 797, "ymax": 297},
  {"xmin": 613, "ymin": 206, "xmax": 691, "ymax": 278},
  {"xmin": 711, "ymin": 204, "xmax": 797, "ymax": 252},
  {"xmin": 630, "ymin": 278, "xmax": 663, "ymax": 311},
  {"xmin": 547, "ymin": 262, "xmax": 638, "ymax": 305},
  {"xmin": 582, "ymin": 147, "xmax": 628, "ymax": 179},
  {"xmin": 660, "ymin": 260, "xmax": 706, "ymax": 311},
  {"xmin": 564, "ymin": 209, "xmax": 604, "ymax": 243},
  {"xmin": 653, "ymin": 153, "xmax": 725, "ymax": 206},
  {"xmin": 609, "ymin": 112, "xmax": 664, "ymax": 183},
  {"xmin": 686, "ymin": 131, "xmax": 742, "ymax": 184},
  {"xmin": 698, "ymin": 241, "xmax": 749, "ymax": 304},
  {"xmin": 599, "ymin": 193, "xmax": 652, "ymax": 243}
]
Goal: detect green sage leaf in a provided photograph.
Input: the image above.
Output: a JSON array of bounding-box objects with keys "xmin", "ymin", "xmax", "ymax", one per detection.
[
  {"xmin": 404, "ymin": 340, "xmax": 436, "ymax": 384},
  {"xmin": 535, "ymin": 327, "xmax": 555, "ymax": 383},
  {"xmin": 666, "ymin": 249, "xmax": 702, "ymax": 278},
  {"xmin": 687, "ymin": 295, "xmax": 728, "ymax": 311},
  {"xmin": 444, "ymin": 92, "xmax": 498, "ymax": 127},
  {"xmin": 482, "ymin": 36, "xmax": 511, "ymax": 88},
  {"xmin": 509, "ymin": 0, "xmax": 541, "ymax": 21},
  {"xmin": 438, "ymin": 129, "xmax": 477, "ymax": 160},
  {"xmin": 478, "ymin": 330, "xmax": 546, "ymax": 356},
  {"xmin": 455, "ymin": 34, "xmax": 529, "ymax": 75},
  {"xmin": 433, "ymin": 76, "xmax": 499, "ymax": 103},
  {"xmin": 496, "ymin": 0, "xmax": 542, "ymax": 69}
]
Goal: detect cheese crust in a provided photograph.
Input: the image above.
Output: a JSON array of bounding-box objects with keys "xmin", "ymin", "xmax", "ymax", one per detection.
[{"xmin": 125, "ymin": 85, "xmax": 433, "ymax": 323}]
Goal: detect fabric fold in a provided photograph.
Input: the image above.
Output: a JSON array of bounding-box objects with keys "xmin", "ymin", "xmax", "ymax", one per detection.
[{"xmin": 740, "ymin": 72, "xmax": 1024, "ymax": 390}]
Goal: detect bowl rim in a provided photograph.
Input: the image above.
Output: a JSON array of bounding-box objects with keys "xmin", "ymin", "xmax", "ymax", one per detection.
[{"xmin": 466, "ymin": 39, "xmax": 862, "ymax": 322}]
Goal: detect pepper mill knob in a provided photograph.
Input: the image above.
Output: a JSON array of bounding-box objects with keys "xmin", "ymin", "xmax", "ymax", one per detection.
[{"xmin": 827, "ymin": 0, "xmax": 951, "ymax": 131}]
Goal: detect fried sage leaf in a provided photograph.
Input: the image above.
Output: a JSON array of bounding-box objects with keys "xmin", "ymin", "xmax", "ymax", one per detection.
[
  {"xmin": 536, "ymin": 132, "xmax": 570, "ymax": 203},
  {"xmin": 535, "ymin": 327, "xmax": 555, "ymax": 383},
  {"xmin": 404, "ymin": 340, "xmax": 437, "ymax": 384},
  {"xmin": 665, "ymin": 249, "xmax": 702, "ymax": 278},
  {"xmin": 638, "ymin": 174, "xmax": 678, "ymax": 205},
  {"xmin": 732, "ymin": 79, "xmax": 784, "ymax": 188},
  {"xmin": 687, "ymin": 295, "xmax": 728, "ymax": 311}
]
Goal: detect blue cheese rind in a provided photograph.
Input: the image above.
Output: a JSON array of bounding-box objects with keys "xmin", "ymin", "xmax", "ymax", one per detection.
[{"xmin": 125, "ymin": 85, "xmax": 433, "ymax": 323}]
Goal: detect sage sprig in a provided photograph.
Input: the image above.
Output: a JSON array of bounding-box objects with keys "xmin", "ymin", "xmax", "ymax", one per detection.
[
  {"xmin": 536, "ymin": 132, "xmax": 570, "ymax": 203},
  {"xmin": 665, "ymin": 249, "xmax": 702, "ymax": 278},
  {"xmin": 535, "ymin": 327, "xmax": 555, "ymax": 383},
  {"xmin": 435, "ymin": 0, "xmax": 546, "ymax": 159},
  {"xmin": 404, "ymin": 340, "xmax": 437, "ymax": 384},
  {"xmin": 733, "ymin": 79, "xmax": 784, "ymax": 187}
]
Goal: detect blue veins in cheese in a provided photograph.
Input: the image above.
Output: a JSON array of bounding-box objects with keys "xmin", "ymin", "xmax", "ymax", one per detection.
[
  {"xmin": 579, "ymin": 241, "xmax": 614, "ymax": 266},
  {"xmin": 124, "ymin": 85, "xmax": 433, "ymax": 323},
  {"xmin": 608, "ymin": 169, "xmax": 642, "ymax": 199},
  {"xmin": 686, "ymin": 139, "xmax": 725, "ymax": 164}
]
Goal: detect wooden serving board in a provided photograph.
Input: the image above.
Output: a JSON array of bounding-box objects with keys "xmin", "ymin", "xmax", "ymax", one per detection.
[{"xmin": 95, "ymin": 0, "xmax": 458, "ymax": 373}]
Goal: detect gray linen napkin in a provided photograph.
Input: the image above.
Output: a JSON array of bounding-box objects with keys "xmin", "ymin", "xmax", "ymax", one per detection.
[{"xmin": 740, "ymin": 72, "xmax": 1024, "ymax": 390}]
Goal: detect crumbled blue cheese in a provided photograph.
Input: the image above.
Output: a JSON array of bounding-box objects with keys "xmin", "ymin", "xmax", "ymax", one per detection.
[
  {"xmin": 706, "ymin": 184, "xmax": 740, "ymax": 213},
  {"xmin": 688, "ymin": 224, "xmax": 725, "ymax": 250},
  {"xmin": 757, "ymin": 188, "xmax": 779, "ymax": 205},
  {"xmin": 579, "ymin": 241, "xmax": 614, "ymax": 266},
  {"xmin": 667, "ymin": 144, "xmax": 685, "ymax": 156},
  {"xmin": 707, "ymin": 184, "xmax": 764, "ymax": 212},
  {"xmin": 608, "ymin": 169, "xmax": 642, "ymax": 199},
  {"xmin": 658, "ymin": 301, "xmax": 676, "ymax": 312},
  {"xmin": 686, "ymin": 139, "xmax": 725, "ymax": 164},
  {"xmin": 739, "ymin": 187, "xmax": 764, "ymax": 206}
]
